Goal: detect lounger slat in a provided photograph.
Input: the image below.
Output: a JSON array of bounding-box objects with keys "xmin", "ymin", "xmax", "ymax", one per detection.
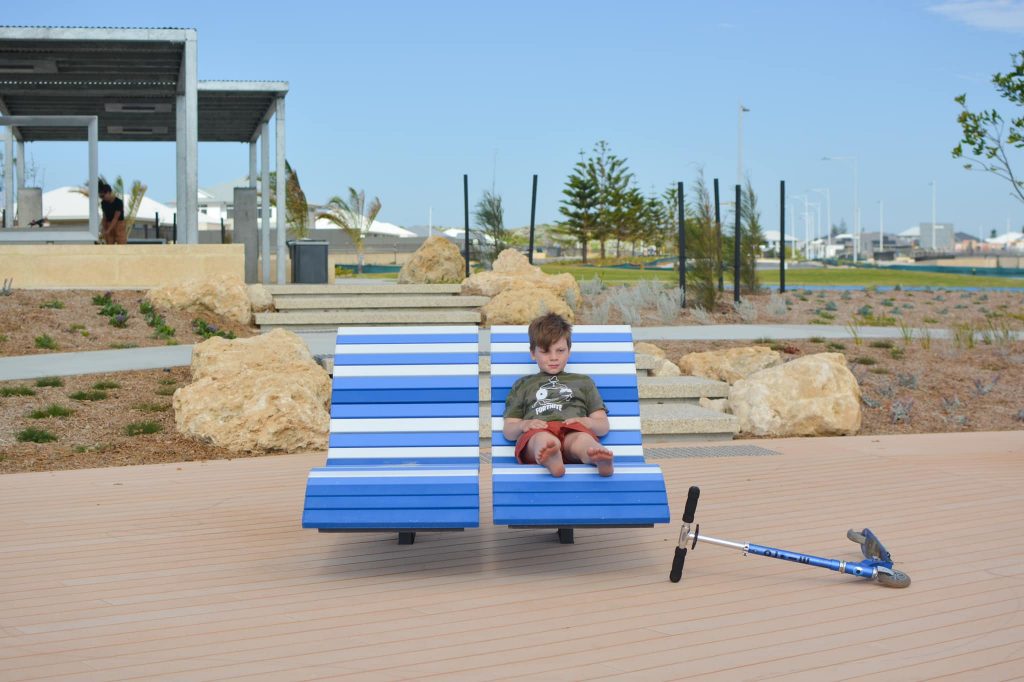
[
  {"xmin": 329, "ymin": 431, "xmax": 479, "ymax": 448},
  {"xmin": 490, "ymin": 351, "xmax": 638, "ymax": 364},
  {"xmin": 333, "ymin": 375, "xmax": 478, "ymax": 390},
  {"xmin": 333, "ymin": 352, "xmax": 478, "ymax": 366},
  {"xmin": 306, "ymin": 494, "xmax": 480, "ymax": 509},
  {"xmin": 333, "ymin": 388, "xmax": 479, "ymax": 404},
  {"xmin": 494, "ymin": 505, "xmax": 670, "ymax": 525},
  {"xmin": 490, "ymin": 430, "xmax": 643, "ymax": 448},
  {"xmin": 332, "ymin": 403, "xmax": 479, "ymax": 419},
  {"xmin": 303, "ymin": 508, "xmax": 478, "ymax": 528},
  {"xmin": 493, "ymin": 491, "xmax": 668, "ymax": 506}
]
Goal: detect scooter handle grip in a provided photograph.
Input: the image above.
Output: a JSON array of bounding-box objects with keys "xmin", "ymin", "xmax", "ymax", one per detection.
[
  {"xmin": 683, "ymin": 486, "xmax": 700, "ymax": 523},
  {"xmin": 669, "ymin": 546, "xmax": 688, "ymax": 582}
]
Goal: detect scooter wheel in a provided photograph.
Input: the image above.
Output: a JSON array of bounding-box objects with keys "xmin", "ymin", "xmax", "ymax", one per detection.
[
  {"xmin": 877, "ymin": 569, "xmax": 911, "ymax": 588},
  {"xmin": 847, "ymin": 529, "xmax": 866, "ymax": 545}
]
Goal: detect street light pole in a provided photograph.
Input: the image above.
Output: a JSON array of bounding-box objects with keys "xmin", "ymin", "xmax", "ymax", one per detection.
[
  {"xmin": 811, "ymin": 187, "xmax": 831, "ymax": 247},
  {"xmin": 738, "ymin": 102, "xmax": 750, "ymax": 188},
  {"xmin": 823, "ymin": 155, "xmax": 859, "ymax": 262},
  {"xmin": 792, "ymin": 194, "xmax": 809, "ymax": 259}
]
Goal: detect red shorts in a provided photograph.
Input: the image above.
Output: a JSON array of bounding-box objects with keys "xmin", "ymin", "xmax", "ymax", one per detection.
[{"xmin": 513, "ymin": 420, "xmax": 599, "ymax": 464}]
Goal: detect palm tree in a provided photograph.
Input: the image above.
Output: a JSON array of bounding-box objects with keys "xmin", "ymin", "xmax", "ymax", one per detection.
[{"xmin": 317, "ymin": 188, "xmax": 381, "ymax": 274}]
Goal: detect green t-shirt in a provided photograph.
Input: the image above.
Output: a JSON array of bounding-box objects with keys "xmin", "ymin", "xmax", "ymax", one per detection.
[{"xmin": 504, "ymin": 372, "xmax": 606, "ymax": 422}]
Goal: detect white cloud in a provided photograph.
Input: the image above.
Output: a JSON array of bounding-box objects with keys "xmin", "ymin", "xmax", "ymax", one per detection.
[{"xmin": 929, "ymin": 0, "xmax": 1024, "ymax": 33}]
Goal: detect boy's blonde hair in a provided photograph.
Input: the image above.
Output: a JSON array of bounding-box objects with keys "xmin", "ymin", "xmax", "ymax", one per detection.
[{"xmin": 528, "ymin": 313, "xmax": 572, "ymax": 351}]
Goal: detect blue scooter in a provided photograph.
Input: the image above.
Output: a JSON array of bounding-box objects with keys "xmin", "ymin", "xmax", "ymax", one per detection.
[{"xmin": 669, "ymin": 486, "xmax": 910, "ymax": 588}]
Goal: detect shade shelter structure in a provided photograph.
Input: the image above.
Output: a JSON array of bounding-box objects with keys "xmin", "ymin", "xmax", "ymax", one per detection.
[{"xmin": 0, "ymin": 26, "xmax": 290, "ymax": 281}]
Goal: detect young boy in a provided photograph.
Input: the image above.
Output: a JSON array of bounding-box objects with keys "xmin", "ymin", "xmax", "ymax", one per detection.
[{"xmin": 502, "ymin": 313, "xmax": 614, "ymax": 478}]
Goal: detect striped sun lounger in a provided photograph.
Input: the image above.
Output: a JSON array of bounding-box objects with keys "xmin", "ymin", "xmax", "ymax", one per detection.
[
  {"xmin": 302, "ymin": 326, "xmax": 481, "ymax": 545},
  {"xmin": 489, "ymin": 324, "xmax": 671, "ymax": 544}
]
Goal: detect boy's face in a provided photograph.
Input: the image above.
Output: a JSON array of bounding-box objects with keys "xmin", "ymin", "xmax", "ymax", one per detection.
[{"xmin": 530, "ymin": 335, "xmax": 570, "ymax": 375}]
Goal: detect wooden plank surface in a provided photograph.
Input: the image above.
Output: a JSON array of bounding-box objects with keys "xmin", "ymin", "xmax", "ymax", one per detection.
[{"xmin": 1, "ymin": 431, "xmax": 1021, "ymax": 680}]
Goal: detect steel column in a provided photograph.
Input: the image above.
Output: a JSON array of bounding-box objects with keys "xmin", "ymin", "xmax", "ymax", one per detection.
[
  {"xmin": 249, "ymin": 141, "xmax": 257, "ymax": 188},
  {"xmin": 183, "ymin": 34, "xmax": 199, "ymax": 244},
  {"xmin": 88, "ymin": 117, "xmax": 98, "ymax": 237},
  {"xmin": 3, "ymin": 131, "xmax": 11, "ymax": 228},
  {"xmin": 15, "ymin": 139, "xmax": 25, "ymax": 190},
  {"xmin": 275, "ymin": 97, "xmax": 286, "ymax": 284},
  {"xmin": 260, "ymin": 123, "xmax": 271, "ymax": 283}
]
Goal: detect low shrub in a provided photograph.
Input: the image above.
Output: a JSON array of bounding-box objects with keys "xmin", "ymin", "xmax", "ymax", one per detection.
[
  {"xmin": 192, "ymin": 319, "xmax": 235, "ymax": 340},
  {"xmin": 35, "ymin": 334, "xmax": 58, "ymax": 350},
  {"xmin": 17, "ymin": 427, "xmax": 58, "ymax": 443},
  {"xmin": 134, "ymin": 402, "xmax": 170, "ymax": 413},
  {"xmin": 29, "ymin": 404, "xmax": 74, "ymax": 419},
  {"xmin": 124, "ymin": 421, "xmax": 163, "ymax": 436},
  {"xmin": 0, "ymin": 385, "xmax": 36, "ymax": 397},
  {"xmin": 35, "ymin": 376, "xmax": 64, "ymax": 388},
  {"xmin": 39, "ymin": 300, "xmax": 65, "ymax": 309},
  {"xmin": 91, "ymin": 381, "xmax": 121, "ymax": 390},
  {"xmin": 869, "ymin": 340, "xmax": 894, "ymax": 349},
  {"xmin": 70, "ymin": 390, "xmax": 108, "ymax": 401}
]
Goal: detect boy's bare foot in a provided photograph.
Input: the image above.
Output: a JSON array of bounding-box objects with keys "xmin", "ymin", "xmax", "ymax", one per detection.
[
  {"xmin": 587, "ymin": 446, "xmax": 614, "ymax": 477},
  {"xmin": 535, "ymin": 441, "xmax": 565, "ymax": 478}
]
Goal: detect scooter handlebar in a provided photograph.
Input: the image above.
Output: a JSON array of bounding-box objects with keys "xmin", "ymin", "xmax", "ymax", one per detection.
[
  {"xmin": 669, "ymin": 546, "xmax": 688, "ymax": 582},
  {"xmin": 683, "ymin": 486, "xmax": 700, "ymax": 523}
]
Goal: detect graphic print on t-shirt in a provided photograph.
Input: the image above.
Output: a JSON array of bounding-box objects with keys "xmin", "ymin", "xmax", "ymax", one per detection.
[{"xmin": 532, "ymin": 376, "xmax": 574, "ymax": 415}]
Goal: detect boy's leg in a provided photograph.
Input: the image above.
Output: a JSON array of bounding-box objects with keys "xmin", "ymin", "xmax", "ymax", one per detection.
[
  {"xmin": 563, "ymin": 432, "xmax": 614, "ymax": 477},
  {"xmin": 523, "ymin": 430, "xmax": 566, "ymax": 478}
]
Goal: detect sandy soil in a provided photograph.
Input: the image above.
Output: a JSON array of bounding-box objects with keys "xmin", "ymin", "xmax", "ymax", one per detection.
[{"xmin": 0, "ymin": 287, "xmax": 1021, "ymax": 474}]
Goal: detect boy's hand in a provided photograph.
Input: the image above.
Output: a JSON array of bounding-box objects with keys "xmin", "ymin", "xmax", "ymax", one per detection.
[
  {"xmin": 563, "ymin": 417, "xmax": 590, "ymax": 429},
  {"xmin": 520, "ymin": 419, "xmax": 547, "ymax": 434}
]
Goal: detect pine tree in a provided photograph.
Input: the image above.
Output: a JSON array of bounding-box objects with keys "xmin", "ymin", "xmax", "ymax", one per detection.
[
  {"xmin": 473, "ymin": 190, "xmax": 507, "ymax": 265},
  {"xmin": 557, "ymin": 156, "xmax": 600, "ymax": 263},
  {"xmin": 686, "ymin": 170, "xmax": 720, "ymax": 311}
]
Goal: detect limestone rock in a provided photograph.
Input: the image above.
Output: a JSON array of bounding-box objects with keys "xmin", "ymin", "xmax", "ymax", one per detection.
[
  {"xmin": 728, "ymin": 353, "xmax": 861, "ymax": 437},
  {"xmin": 146, "ymin": 274, "xmax": 252, "ymax": 325},
  {"xmin": 174, "ymin": 328, "xmax": 330, "ymax": 453},
  {"xmin": 635, "ymin": 342, "xmax": 667, "ymax": 359},
  {"xmin": 461, "ymin": 248, "xmax": 581, "ymax": 303},
  {"xmin": 649, "ymin": 357, "xmax": 681, "ymax": 377},
  {"xmin": 678, "ymin": 346, "xmax": 782, "ymax": 384},
  {"xmin": 480, "ymin": 284, "xmax": 574, "ymax": 326},
  {"xmin": 247, "ymin": 284, "xmax": 275, "ymax": 312},
  {"xmin": 398, "ymin": 236, "xmax": 466, "ymax": 284}
]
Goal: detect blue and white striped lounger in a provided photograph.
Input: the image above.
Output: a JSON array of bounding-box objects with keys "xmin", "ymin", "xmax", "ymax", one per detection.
[
  {"xmin": 302, "ymin": 326, "xmax": 480, "ymax": 545},
  {"xmin": 490, "ymin": 324, "xmax": 671, "ymax": 544}
]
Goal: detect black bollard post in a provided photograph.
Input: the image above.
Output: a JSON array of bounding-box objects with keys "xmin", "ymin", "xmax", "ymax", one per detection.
[
  {"xmin": 155, "ymin": 212, "xmax": 160, "ymax": 242},
  {"xmin": 528, "ymin": 174, "xmax": 538, "ymax": 264},
  {"xmin": 220, "ymin": 217, "xmax": 225, "ymax": 244},
  {"xmin": 677, "ymin": 181, "xmax": 686, "ymax": 308},
  {"xmin": 714, "ymin": 178, "xmax": 723, "ymax": 292},
  {"xmin": 734, "ymin": 184, "xmax": 741, "ymax": 303},
  {"xmin": 779, "ymin": 180, "xmax": 786, "ymax": 293},
  {"xmin": 172, "ymin": 212, "xmax": 177, "ymax": 244},
  {"xmin": 463, "ymin": 174, "xmax": 470, "ymax": 277}
]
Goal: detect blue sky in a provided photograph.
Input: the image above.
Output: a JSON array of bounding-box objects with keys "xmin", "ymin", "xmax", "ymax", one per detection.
[{"xmin": 7, "ymin": 0, "xmax": 1024, "ymax": 239}]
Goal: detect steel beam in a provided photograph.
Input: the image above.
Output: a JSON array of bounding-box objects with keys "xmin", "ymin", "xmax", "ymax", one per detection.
[
  {"xmin": 183, "ymin": 33, "xmax": 199, "ymax": 243},
  {"xmin": 260, "ymin": 122, "xmax": 270, "ymax": 283}
]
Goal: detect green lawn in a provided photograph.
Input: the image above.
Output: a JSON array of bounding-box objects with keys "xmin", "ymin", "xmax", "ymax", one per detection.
[{"xmin": 538, "ymin": 264, "xmax": 1024, "ymax": 289}]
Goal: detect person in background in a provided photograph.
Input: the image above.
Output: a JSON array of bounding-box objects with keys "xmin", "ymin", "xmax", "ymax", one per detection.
[{"xmin": 98, "ymin": 181, "xmax": 126, "ymax": 245}]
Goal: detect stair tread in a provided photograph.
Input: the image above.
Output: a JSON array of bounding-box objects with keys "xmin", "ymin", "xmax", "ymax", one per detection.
[{"xmin": 274, "ymin": 295, "xmax": 489, "ymax": 309}]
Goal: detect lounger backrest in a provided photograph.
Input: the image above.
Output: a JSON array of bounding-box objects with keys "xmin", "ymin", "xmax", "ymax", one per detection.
[
  {"xmin": 489, "ymin": 324, "xmax": 644, "ymax": 466},
  {"xmin": 329, "ymin": 325, "xmax": 480, "ymax": 467}
]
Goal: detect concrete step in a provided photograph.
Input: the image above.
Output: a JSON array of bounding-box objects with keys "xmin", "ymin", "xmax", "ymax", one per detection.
[
  {"xmin": 274, "ymin": 295, "xmax": 490, "ymax": 311},
  {"xmin": 264, "ymin": 284, "xmax": 462, "ymax": 296},
  {"xmin": 255, "ymin": 310, "xmax": 480, "ymax": 330},
  {"xmin": 638, "ymin": 376, "xmax": 729, "ymax": 405}
]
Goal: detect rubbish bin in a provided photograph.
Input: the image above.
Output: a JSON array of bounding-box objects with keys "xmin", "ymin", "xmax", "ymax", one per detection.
[{"xmin": 287, "ymin": 239, "xmax": 329, "ymax": 283}]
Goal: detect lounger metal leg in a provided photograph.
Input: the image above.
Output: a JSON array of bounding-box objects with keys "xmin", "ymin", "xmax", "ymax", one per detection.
[
  {"xmin": 398, "ymin": 532, "xmax": 416, "ymax": 545},
  {"xmin": 557, "ymin": 528, "xmax": 574, "ymax": 544}
]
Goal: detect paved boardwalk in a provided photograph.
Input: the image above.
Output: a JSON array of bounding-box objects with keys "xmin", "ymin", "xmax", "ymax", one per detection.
[{"xmin": 1, "ymin": 431, "xmax": 1021, "ymax": 680}]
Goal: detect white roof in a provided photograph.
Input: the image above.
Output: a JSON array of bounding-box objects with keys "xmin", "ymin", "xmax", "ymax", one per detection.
[
  {"xmin": 41, "ymin": 186, "xmax": 174, "ymax": 224},
  {"xmin": 762, "ymin": 230, "xmax": 797, "ymax": 243},
  {"xmin": 442, "ymin": 227, "xmax": 494, "ymax": 243},
  {"xmin": 899, "ymin": 226, "xmax": 920, "ymax": 237},
  {"xmin": 313, "ymin": 215, "xmax": 416, "ymax": 238},
  {"xmin": 985, "ymin": 231, "xmax": 1024, "ymax": 245}
]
